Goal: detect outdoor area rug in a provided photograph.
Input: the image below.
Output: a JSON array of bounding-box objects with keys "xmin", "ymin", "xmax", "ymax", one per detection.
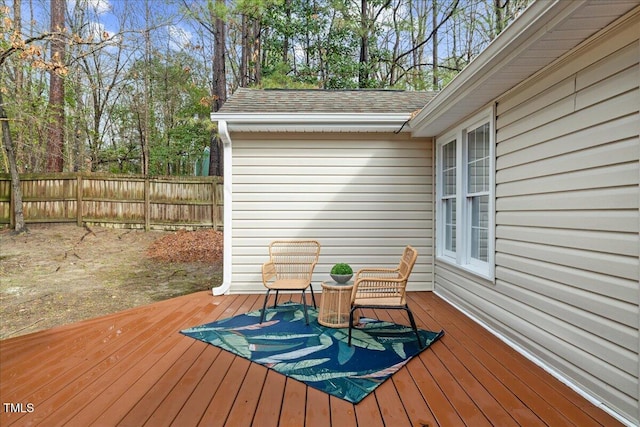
[{"xmin": 180, "ymin": 303, "xmax": 444, "ymax": 404}]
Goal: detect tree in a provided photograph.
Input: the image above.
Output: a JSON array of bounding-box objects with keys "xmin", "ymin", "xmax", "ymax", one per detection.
[
  {"xmin": 182, "ymin": 0, "xmax": 228, "ymax": 176},
  {"xmin": 45, "ymin": 0, "xmax": 66, "ymax": 172},
  {"xmin": 0, "ymin": 2, "xmax": 111, "ymax": 231},
  {"xmin": 0, "ymin": 87, "xmax": 26, "ymax": 233},
  {"xmin": 0, "ymin": 4, "xmax": 61, "ymax": 232}
]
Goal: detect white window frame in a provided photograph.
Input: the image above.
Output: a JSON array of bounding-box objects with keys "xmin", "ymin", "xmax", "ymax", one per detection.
[{"xmin": 435, "ymin": 107, "xmax": 495, "ymax": 281}]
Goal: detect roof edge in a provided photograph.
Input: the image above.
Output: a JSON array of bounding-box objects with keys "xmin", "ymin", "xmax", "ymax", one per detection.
[
  {"xmin": 211, "ymin": 113, "xmax": 414, "ymax": 133},
  {"xmin": 409, "ymin": 0, "xmax": 584, "ymax": 136}
]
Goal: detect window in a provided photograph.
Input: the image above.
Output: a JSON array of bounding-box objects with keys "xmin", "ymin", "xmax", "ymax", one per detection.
[{"xmin": 436, "ymin": 110, "xmax": 494, "ymax": 279}]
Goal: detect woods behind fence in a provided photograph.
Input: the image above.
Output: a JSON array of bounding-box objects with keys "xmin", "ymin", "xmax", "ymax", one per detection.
[{"xmin": 0, "ymin": 174, "xmax": 223, "ymax": 230}]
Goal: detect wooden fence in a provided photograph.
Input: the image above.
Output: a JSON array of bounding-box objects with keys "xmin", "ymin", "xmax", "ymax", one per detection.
[{"xmin": 0, "ymin": 173, "xmax": 223, "ymax": 230}]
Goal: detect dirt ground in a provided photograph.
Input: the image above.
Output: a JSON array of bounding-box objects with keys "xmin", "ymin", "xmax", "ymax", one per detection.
[{"xmin": 0, "ymin": 223, "xmax": 223, "ymax": 339}]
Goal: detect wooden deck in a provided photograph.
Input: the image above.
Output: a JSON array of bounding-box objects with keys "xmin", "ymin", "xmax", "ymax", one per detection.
[{"xmin": 1, "ymin": 291, "xmax": 623, "ymax": 426}]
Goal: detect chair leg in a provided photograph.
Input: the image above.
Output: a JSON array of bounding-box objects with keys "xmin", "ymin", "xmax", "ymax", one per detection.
[
  {"xmin": 309, "ymin": 284, "xmax": 317, "ymax": 308},
  {"xmin": 300, "ymin": 291, "xmax": 309, "ymax": 325},
  {"xmin": 260, "ymin": 290, "xmax": 271, "ymax": 323},
  {"xmin": 273, "ymin": 290, "xmax": 279, "ymax": 308},
  {"xmin": 348, "ymin": 307, "xmax": 356, "ymax": 346},
  {"xmin": 405, "ymin": 305, "xmax": 422, "ymax": 348}
]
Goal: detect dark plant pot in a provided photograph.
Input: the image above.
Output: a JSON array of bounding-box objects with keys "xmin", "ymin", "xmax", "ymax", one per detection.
[{"xmin": 330, "ymin": 274, "xmax": 353, "ymax": 284}]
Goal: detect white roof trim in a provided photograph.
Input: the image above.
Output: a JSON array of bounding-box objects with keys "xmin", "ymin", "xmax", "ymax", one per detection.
[{"xmin": 210, "ymin": 113, "xmax": 412, "ymax": 133}]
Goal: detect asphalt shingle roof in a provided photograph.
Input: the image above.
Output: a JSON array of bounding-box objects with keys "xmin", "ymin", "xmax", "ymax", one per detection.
[{"xmin": 218, "ymin": 88, "xmax": 435, "ymax": 114}]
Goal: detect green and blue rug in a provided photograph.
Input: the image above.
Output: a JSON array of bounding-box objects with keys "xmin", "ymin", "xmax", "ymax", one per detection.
[{"xmin": 181, "ymin": 303, "xmax": 444, "ymax": 404}]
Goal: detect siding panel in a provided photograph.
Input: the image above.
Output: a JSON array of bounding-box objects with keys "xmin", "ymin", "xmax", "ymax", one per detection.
[
  {"xmin": 496, "ymin": 162, "xmax": 637, "ymax": 197},
  {"xmin": 231, "ymin": 133, "xmax": 433, "ymax": 293},
  {"xmin": 496, "ymin": 239, "xmax": 638, "ymax": 281},
  {"xmin": 496, "ymin": 225, "xmax": 639, "ymax": 257},
  {"xmin": 496, "ymin": 187, "xmax": 638, "ymax": 211},
  {"xmin": 496, "ymin": 210, "xmax": 637, "ymax": 233},
  {"xmin": 496, "ymin": 138, "xmax": 638, "ymax": 183},
  {"xmin": 497, "ymin": 89, "xmax": 637, "ymax": 156},
  {"xmin": 496, "ymin": 113, "xmax": 637, "ymax": 170},
  {"xmin": 495, "ymin": 252, "xmax": 637, "ymax": 303}
]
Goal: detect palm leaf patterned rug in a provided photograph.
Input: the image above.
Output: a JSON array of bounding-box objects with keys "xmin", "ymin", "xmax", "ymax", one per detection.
[{"xmin": 181, "ymin": 303, "xmax": 444, "ymax": 403}]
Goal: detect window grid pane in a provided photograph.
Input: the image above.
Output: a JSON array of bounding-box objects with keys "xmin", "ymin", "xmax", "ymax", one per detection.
[
  {"xmin": 441, "ymin": 140, "xmax": 457, "ymax": 253},
  {"xmin": 445, "ymin": 197, "xmax": 456, "ymax": 252},
  {"xmin": 470, "ymin": 195, "xmax": 489, "ymax": 261},
  {"xmin": 442, "ymin": 140, "xmax": 456, "ymax": 196},
  {"xmin": 467, "ymin": 123, "xmax": 490, "ymax": 195}
]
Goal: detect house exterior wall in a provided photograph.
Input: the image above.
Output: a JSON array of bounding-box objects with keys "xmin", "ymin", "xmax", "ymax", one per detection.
[
  {"xmin": 434, "ymin": 11, "xmax": 639, "ymax": 425},
  {"xmin": 230, "ymin": 132, "xmax": 434, "ymax": 294}
]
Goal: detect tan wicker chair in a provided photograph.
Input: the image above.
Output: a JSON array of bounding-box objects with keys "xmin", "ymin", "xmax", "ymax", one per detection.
[
  {"xmin": 348, "ymin": 245, "xmax": 422, "ymax": 347},
  {"xmin": 260, "ymin": 240, "xmax": 321, "ymax": 325}
]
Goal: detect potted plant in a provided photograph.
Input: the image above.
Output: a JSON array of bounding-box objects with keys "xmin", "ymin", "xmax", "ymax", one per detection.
[{"xmin": 330, "ymin": 263, "xmax": 353, "ymax": 284}]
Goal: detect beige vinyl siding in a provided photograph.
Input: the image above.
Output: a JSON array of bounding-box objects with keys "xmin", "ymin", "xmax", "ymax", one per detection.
[
  {"xmin": 230, "ymin": 132, "xmax": 433, "ymax": 294},
  {"xmin": 435, "ymin": 11, "xmax": 639, "ymax": 424}
]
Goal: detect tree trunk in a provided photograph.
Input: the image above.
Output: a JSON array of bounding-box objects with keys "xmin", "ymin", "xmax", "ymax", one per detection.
[
  {"xmin": 0, "ymin": 90, "xmax": 27, "ymax": 233},
  {"xmin": 253, "ymin": 20, "xmax": 261, "ymax": 84},
  {"xmin": 210, "ymin": 0, "xmax": 227, "ymax": 177},
  {"xmin": 359, "ymin": 0, "xmax": 369, "ymax": 88},
  {"xmin": 494, "ymin": 0, "xmax": 505, "ymax": 36},
  {"xmin": 13, "ymin": 0, "xmax": 24, "ymax": 169},
  {"xmin": 240, "ymin": 14, "xmax": 249, "ymax": 87},
  {"xmin": 46, "ymin": 0, "xmax": 66, "ymax": 172},
  {"xmin": 432, "ymin": 0, "xmax": 438, "ymax": 90},
  {"xmin": 283, "ymin": 0, "xmax": 291, "ymax": 63},
  {"xmin": 141, "ymin": 1, "xmax": 152, "ymax": 175}
]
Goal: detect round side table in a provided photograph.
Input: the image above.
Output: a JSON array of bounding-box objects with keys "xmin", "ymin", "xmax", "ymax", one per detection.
[{"xmin": 318, "ymin": 280, "xmax": 358, "ymax": 328}]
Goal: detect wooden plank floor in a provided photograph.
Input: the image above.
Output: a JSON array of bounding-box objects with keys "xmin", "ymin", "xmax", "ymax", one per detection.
[{"xmin": 0, "ymin": 291, "xmax": 624, "ymax": 426}]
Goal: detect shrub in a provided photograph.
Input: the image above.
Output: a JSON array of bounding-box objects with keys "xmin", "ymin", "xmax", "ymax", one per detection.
[{"xmin": 330, "ymin": 263, "xmax": 353, "ymax": 275}]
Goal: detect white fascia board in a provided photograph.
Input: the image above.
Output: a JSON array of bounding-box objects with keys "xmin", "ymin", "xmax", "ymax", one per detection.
[
  {"xmin": 409, "ymin": 0, "xmax": 585, "ymax": 137},
  {"xmin": 210, "ymin": 113, "xmax": 413, "ymax": 133}
]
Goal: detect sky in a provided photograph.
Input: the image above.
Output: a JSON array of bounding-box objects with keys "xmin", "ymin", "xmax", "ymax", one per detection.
[{"xmin": 9, "ymin": 0, "xmax": 196, "ymax": 51}]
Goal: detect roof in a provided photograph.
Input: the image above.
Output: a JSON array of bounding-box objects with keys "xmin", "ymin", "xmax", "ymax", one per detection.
[
  {"xmin": 212, "ymin": 89, "xmax": 435, "ymax": 133},
  {"xmin": 218, "ymin": 88, "xmax": 434, "ymax": 114},
  {"xmin": 409, "ymin": 0, "xmax": 640, "ymax": 137}
]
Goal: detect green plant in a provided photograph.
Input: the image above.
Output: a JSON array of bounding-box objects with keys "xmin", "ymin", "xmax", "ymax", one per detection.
[{"xmin": 331, "ymin": 263, "xmax": 353, "ymax": 275}]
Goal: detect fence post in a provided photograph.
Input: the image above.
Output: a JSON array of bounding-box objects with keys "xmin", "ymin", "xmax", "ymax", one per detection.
[
  {"xmin": 76, "ymin": 174, "xmax": 83, "ymax": 227},
  {"xmin": 211, "ymin": 180, "xmax": 217, "ymax": 229},
  {"xmin": 144, "ymin": 177, "xmax": 150, "ymax": 231},
  {"xmin": 9, "ymin": 178, "xmax": 15, "ymax": 228}
]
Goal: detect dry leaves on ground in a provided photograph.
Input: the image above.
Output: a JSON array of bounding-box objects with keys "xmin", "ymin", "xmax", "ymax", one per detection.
[{"xmin": 146, "ymin": 229, "xmax": 224, "ymax": 264}]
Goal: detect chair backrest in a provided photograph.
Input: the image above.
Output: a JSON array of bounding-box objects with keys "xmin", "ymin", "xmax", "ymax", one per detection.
[
  {"xmin": 397, "ymin": 245, "xmax": 418, "ymax": 280},
  {"xmin": 268, "ymin": 240, "xmax": 321, "ymax": 280}
]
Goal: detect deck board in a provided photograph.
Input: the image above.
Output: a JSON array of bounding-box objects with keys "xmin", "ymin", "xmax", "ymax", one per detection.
[{"xmin": 0, "ymin": 291, "xmax": 625, "ymax": 426}]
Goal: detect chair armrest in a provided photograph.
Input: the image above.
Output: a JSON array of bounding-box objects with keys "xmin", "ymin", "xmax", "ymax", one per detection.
[
  {"xmin": 352, "ymin": 273, "xmax": 406, "ymax": 304},
  {"xmin": 355, "ymin": 276, "xmax": 404, "ymax": 287},
  {"xmin": 355, "ymin": 267, "xmax": 399, "ymax": 280},
  {"xmin": 262, "ymin": 261, "xmax": 277, "ymax": 284}
]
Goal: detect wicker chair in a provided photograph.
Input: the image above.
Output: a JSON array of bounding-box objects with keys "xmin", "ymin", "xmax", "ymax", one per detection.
[
  {"xmin": 260, "ymin": 240, "xmax": 321, "ymax": 325},
  {"xmin": 348, "ymin": 245, "xmax": 422, "ymax": 347}
]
